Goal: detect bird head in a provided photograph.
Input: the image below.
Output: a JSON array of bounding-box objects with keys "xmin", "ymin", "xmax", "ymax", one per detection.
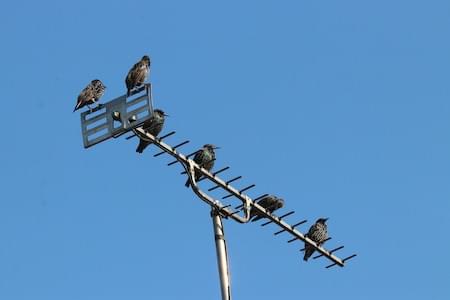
[
  {"xmin": 317, "ymin": 218, "xmax": 329, "ymax": 224},
  {"xmin": 204, "ymin": 144, "xmax": 220, "ymax": 151},
  {"xmin": 142, "ymin": 55, "xmax": 151, "ymax": 66},
  {"xmin": 91, "ymin": 79, "xmax": 106, "ymax": 89},
  {"xmin": 154, "ymin": 109, "xmax": 169, "ymax": 117},
  {"xmin": 275, "ymin": 198, "xmax": 284, "ymax": 209}
]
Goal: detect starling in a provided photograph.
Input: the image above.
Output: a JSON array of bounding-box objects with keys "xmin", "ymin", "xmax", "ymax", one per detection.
[
  {"xmin": 250, "ymin": 195, "xmax": 284, "ymax": 222},
  {"xmin": 125, "ymin": 55, "xmax": 151, "ymax": 96},
  {"xmin": 303, "ymin": 218, "xmax": 329, "ymax": 261},
  {"xmin": 185, "ymin": 144, "xmax": 219, "ymax": 187},
  {"xmin": 136, "ymin": 109, "xmax": 168, "ymax": 153},
  {"xmin": 73, "ymin": 79, "xmax": 106, "ymax": 112}
]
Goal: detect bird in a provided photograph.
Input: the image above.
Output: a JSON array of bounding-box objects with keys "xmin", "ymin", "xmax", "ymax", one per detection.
[
  {"xmin": 303, "ymin": 218, "xmax": 329, "ymax": 261},
  {"xmin": 185, "ymin": 144, "xmax": 219, "ymax": 187},
  {"xmin": 125, "ymin": 55, "xmax": 151, "ymax": 97},
  {"xmin": 73, "ymin": 79, "xmax": 106, "ymax": 112},
  {"xmin": 250, "ymin": 195, "xmax": 284, "ymax": 222},
  {"xmin": 136, "ymin": 109, "xmax": 168, "ymax": 153}
]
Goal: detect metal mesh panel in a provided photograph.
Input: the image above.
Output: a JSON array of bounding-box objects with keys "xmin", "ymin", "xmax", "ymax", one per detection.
[{"xmin": 80, "ymin": 84, "xmax": 153, "ymax": 148}]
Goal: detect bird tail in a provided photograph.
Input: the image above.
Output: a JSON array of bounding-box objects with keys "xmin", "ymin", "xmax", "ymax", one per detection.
[
  {"xmin": 125, "ymin": 78, "xmax": 131, "ymax": 97},
  {"xmin": 303, "ymin": 247, "xmax": 314, "ymax": 261},
  {"xmin": 136, "ymin": 140, "xmax": 151, "ymax": 153},
  {"xmin": 250, "ymin": 215, "xmax": 263, "ymax": 222},
  {"xmin": 73, "ymin": 101, "xmax": 81, "ymax": 112}
]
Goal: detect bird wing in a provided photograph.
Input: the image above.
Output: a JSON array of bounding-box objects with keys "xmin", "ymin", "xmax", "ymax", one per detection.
[
  {"xmin": 141, "ymin": 116, "xmax": 156, "ymax": 131},
  {"xmin": 303, "ymin": 226, "xmax": 317, "ymax": 261},
  {"xmin": 250, "ymin": 196, "xmax": 276, "ymax": 221},
  {"xmin": 306, "ymin": 223, "xmax": 318, "ymax": 237},
  {"xmin": 126, "ymin": 62, "xmax": 140, "ymax": 88},
  {"xmin": 146, "ymin": 121, "xmax": 164, "ymax": 136},
  {"xmin": 127, "ymin": 62, "xmax": 148, "ymax": 86},
  {"xmin": 257, "ymin": 196, "xmax": 277, "ymax": 210},
  {"xmin": 192, "ymin": 149, "xmax": 205, "ymax": 164},
  {"xmin": 78, "ymin": 84, "xmax": 95, "ymax": 104}
]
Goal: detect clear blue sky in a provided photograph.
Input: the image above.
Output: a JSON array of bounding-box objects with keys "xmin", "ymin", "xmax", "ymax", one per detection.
[{"xmin": 1, "ymin": 0, "xmax": 449, "ymax": 299}]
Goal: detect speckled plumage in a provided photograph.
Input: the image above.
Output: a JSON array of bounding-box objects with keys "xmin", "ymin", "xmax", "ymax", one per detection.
[
  {"xmin": 73, "ymin": 79, "xmax": 106, "ymax": 112},
  {"xmin": 125, "ymin": 55, "xmax": 150, "ymax": 96},
  {"xmin": 304, "ymin": 218, "xmax": 329, "ymax": 261},
  {"xmin": 185, "ymin": 144, "xmax": 217, "ymax": 187},
  {"xmin": 136, "ymin": 109, "xmax": 167, "ymax": 153},
  {"xmin": 250, "ymin": 195, "xmax": 284, "ymax": 222}
]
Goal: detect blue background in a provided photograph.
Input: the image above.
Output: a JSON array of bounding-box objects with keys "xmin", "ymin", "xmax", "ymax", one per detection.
[{"xmin": 1, "ymin": 0, "xmax": 449, "ymax": 299}]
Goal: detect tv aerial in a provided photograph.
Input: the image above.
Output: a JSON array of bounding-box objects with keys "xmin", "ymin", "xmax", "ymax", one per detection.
[{"xmin": 78, "ymin": 82, "xmax": 356, "ymax": 300}]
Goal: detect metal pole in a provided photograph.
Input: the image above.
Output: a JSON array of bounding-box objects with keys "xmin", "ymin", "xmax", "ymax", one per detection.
[{"xmin": 211, "ymin": 209, "xmax": 232, "ymax": 300}]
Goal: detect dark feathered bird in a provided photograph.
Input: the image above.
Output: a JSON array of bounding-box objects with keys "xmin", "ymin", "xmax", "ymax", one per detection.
[
  {"xmin": 125, "ymin": 55, "xmax": 151, "ymax": 96},
  {"xmin": 185, "ymin": 144, "xmax": 219, "ymax": 187},
  {"xmin": 303, "ymin": 218, "xmax": 329, "ymax": 261},
  {"xmin": 73, "ymin": 79, "xmax": 106, "ymax": 112},
  {"xmin": 250, "ymin": 195, "xmax": 284, "ymax": 222},
  {"xmin": 136, "ymin": 109, "xmax": 168, "ymax": 153}
]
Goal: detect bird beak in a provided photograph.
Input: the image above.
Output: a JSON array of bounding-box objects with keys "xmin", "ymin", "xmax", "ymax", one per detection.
[
  {"xmin": 214, "ymin": 146, "xmax": 220, "ymax": 149},
  {"xmin": 324, "ymin": 218, "xmax": 329, "ymax": 222},
  {"xmin": 164, "ymin": 113, "xmax": 170, "ymax": 117}
]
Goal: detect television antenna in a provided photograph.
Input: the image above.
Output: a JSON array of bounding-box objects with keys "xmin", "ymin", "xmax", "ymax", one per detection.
[{"xmin": 78, "ymin": 83, "xmax": 357, "ymax": 300}]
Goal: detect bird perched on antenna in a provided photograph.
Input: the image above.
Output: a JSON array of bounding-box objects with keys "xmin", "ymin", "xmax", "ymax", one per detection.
[
  {"xmin": 73, "ymin": 79, "xmax": 106, "ymax": 112},
  {"xmin": 250, "ymin": 195, "xmax": 284, "ymax": 222},
  {"xmin": 303, "ymin": 218, "xmax": 329, "ymax": 261},
  {"xmin": 185, "ymin": 144, "xmax": 219, "ymax": 187},
  {"xmin": 136, "ymin": 109, "xmax": 168, "ymax": 153},
  {"xmin": 125, "ymin": 55, "xmax": 151, "ymax": 97}
]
